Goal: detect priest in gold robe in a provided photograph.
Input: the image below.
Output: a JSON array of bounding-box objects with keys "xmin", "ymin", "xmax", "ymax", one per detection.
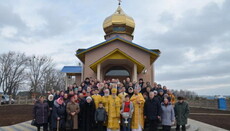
[
  {"xmin": 102, "ymin": 89, "xmax": 110, "ymax": 113},
  {"xmin": 107, "ymin": 88, "xmax": 121, "ymax": 131},
  {"xmin": 130, "ymin": 84, "xmax": 145, "ymax": 131},
  {"xmin": 102, "ymin": 88, "xmax": 110, "ymax": 127},
  {"xmin": 92, "ymin": 88, "xmax": 102, "ymax": 109}
]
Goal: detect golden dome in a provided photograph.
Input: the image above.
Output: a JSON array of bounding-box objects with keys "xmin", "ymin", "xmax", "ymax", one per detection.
[{"xmin": 103, "ymin": 6, "xmax": 135, "ymax": 38}]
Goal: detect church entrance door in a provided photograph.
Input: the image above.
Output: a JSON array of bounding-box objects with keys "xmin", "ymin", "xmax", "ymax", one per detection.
[{"xmin": 104, "ymin": 66, "xmax": 130, "ymax": 82}]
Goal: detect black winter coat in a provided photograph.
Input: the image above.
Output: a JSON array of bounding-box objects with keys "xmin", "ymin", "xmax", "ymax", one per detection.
[
  {"xmin": 82, "ymin": 101, "xmax": 96, "ymax": 131},
  {"xmin": 144, "ymin": 97, "xmax": 162, "ymax": 120},
  {"xmin": 47, "ymin": 99, "xmax": 54, "ymax": 121},
  {"xmin": 33, "ymin": 101, "xmax": 49, "ymax": 124},
  {"xmin": 51, "ymin": 100, "xmax": 66, "ymax": 129},
  {"xmin": 78, "ymin": 98, "xmax": 85, "ymax": 129},
  {"xmin": 47, "ymin": 100, "xmax": 54, "ymax": 110}
]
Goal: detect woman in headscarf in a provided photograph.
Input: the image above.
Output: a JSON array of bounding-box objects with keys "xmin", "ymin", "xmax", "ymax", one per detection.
[
  {"xmin": 127, "ymin": 87, "xmax": 134, "ymax": 98},
  {"xmin": 82, "ymin": 96, "xmax": 96, "ymax": 131},
  {"xmin": 47, "ymin": 94, "xmax": 54, "ymax": 131}
]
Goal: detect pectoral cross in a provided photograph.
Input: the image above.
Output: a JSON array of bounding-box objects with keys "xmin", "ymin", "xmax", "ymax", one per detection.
[{"xmin": 118, "ymin": 0, "xmax": 122, "ymax": 5}]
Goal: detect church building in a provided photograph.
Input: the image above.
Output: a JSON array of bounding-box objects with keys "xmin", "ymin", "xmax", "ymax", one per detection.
[{"xmin": 61, "ymin": 5, "xmax": 160, "ymax": 86}]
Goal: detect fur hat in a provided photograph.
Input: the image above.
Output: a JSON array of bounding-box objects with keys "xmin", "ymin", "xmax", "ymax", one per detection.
[{"xmin": 86, "ymin": 96, "xmax": 92, "ymax": 101}]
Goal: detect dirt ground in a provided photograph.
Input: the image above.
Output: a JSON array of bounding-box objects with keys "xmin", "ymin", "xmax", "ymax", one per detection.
[
  {"xmin": 0, "ymin": 104, "xmax": 33, "ymax": 126},
  {"xmin": 190, "ymin": 107, "xmax": 230, "ymax": 130},
  {"xmin": 0, "ymin": 105, "xmax": 230, "ymax": 130}
]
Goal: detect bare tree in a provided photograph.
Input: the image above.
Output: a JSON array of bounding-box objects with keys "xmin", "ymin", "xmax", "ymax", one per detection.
[
  {"xmin": 0, "ymin": 52, "xmax": 27, "ymax": 96},
  {"xmin": 53, "ymin": 70, "xmax": 65, "ymax": 91},
  {"xmin": 0, "ymin": 52, "xmax": 66, "ymax": 96},
  {"xmin": 27, "ymin": 55, "xmax": 54, "ymax": 93},
  {"xmin": 41, "ymin": 69, "xmax": 65, "ymax": 92},
  {"xmin": 171, "ymin": 89, "xmax": 198, "ymax": 100}
]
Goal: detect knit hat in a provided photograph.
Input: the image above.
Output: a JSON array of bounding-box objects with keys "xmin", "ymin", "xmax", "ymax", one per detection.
[
  {"xmin": 86, "ymin": 96, "xmax": 92, "ymax": 101},
  {"xmin": 159, "ymin": 89, "xmax": 164, "ymax": 92}
]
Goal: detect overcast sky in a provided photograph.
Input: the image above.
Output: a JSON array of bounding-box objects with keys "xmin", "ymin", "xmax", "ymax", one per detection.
[{"xmin": 0, "ymin": 0, "xmax": 229, "ymax": 95}]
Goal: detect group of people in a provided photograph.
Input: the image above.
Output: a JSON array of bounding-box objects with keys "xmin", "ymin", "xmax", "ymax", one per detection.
[{"xmin": 33, "ymin": 77, "xmax": 190, "ymax": 131}]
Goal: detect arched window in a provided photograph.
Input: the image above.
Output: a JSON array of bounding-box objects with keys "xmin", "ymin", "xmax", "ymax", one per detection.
[{"xmin": 105, "ymin": 66, "xmax": 130, "ymax": 76}]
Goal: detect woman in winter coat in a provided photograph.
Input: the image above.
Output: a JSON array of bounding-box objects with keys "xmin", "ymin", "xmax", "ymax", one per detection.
[
  {"xmin": 47, "ymin": 94, "xmax": 54, "ymax": 131},
  {"xmin": 82, "ymin": 96, "xmax": 96, "ymax": 131},
  {"xmin": 66, "ymin": 96, "xmax": 80, "ymax": 131},
  {"xmin": 174, "ymin": 97, "xmax": 190, "ymax": 131},
  {"xmin": 161, "ymin": 98, "xmax": 175, "ymax": 131},
  {"xmin": 52, "ymin": 97, "xmax": 66, "ymax": 131},
  {"xmin": 33, "ymin": 96, "xmax": 49, "ymax": 131}
]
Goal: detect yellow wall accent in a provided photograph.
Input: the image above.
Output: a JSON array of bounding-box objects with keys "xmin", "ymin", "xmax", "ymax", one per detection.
[
  {"xmin": 90, "ymin": 48, "xmax": 145, "ymax": 73},
  {"xmin": 106, "ymin": 52, "xmax": 127, "ymax": 59}
]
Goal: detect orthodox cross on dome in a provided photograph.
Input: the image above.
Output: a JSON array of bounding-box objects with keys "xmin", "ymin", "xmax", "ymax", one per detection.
[{"xmin": 118, "ymin": 0, "xmax": 122, "ymax": 5}]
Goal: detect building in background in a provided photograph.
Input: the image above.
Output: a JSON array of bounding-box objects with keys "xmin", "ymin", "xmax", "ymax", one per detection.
[{"xmin": 62, "ymin": 5, "xmax": 160, "ymax": 86}]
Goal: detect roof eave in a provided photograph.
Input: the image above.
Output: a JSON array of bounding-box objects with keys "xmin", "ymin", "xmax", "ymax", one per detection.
[{"xmin": 75, "ymin": 36, "xmax": 161, "ymax": 62}]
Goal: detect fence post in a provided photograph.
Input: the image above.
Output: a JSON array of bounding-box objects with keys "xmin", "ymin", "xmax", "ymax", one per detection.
[
  {"xmin": 206, "ymin": 100, "xmax": 209, "ymax": 108},
  {"xmin": 0, "ymin": 94, "xmax": 2, "ymax": 106},
  {"xmin": 18, "ymin": 96, "xmax": 20, "ymax": 104},
  {"xmin": 9, "ymin": 95, "xmax": 12, "ymax": 105},
  {"xmin": 26, "ymin": 96, "xmax": 28, "ymax": 104}
]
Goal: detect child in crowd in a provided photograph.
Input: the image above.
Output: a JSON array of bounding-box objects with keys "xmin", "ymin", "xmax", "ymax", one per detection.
[
  {"xmin": 120, "ymin": 95, "xmax": 134, "ymax": 131},
  {"xmin": 95, "ymin": 102, "xmax": 107, "ymax": 131}
]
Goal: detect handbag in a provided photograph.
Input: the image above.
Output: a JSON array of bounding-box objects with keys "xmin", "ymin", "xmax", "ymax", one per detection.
[{"xmin": 31, "ymin": 119, "xmax": 37, "ymax": 126}]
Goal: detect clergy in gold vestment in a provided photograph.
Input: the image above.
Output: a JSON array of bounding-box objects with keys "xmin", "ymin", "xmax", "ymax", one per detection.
[
  {"xmin": 118, "ymin": 86, "xmax": 128, "ymax": 102},
  {"xmin": 130, "ymin": 84, "xmax": 145, "ymax": 131},
  {"xmin": 102, "ymin": 89, "xmax": 110, "ymax": 127},
  {"xmin": 107, "ymin": 88, "xmax": 121, "ymax": 131},
  {"xmin": 102, "ymin": 89, "xmax": 110, "ymax": 113},
  {"xmin": 92, "ymin": 89, "xmax": 102, "ymax": 109}
]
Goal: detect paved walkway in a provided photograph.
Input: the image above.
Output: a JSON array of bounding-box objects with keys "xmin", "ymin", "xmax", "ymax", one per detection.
[
  {"xmin": 0, "ymin": 119, "xmax": 228, "ymax": 131},
  {"xmin": 0, "ymin": 121, "xmax": 36, "ymax": 131},
  {"xmin": 188, "ymin": 119, "xmax": 228, "ymax": 131},
  {"xmin": 190, "ymin": 113, "xmax": 230, "ymax": 116}
]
